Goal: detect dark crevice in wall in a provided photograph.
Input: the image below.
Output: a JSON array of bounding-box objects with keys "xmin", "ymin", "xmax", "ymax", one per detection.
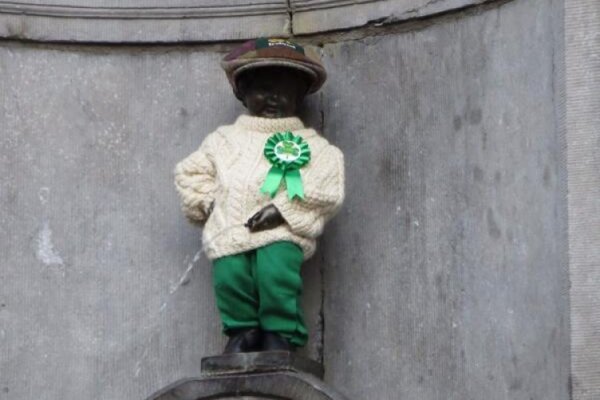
[
  {"xmin": 0, "ymin": 38, "xmax": 239, "ymax": 53},
  {"xmin": 316, "ymin": 88, "xmax": 326, "ymax": 365},
  {"xmin": 317, "ymin": 259, "xmax": 326, "ymax": 364},
  {"xmin": 287, "ymin": 0, "xmax": 294, "ymax": 35}
]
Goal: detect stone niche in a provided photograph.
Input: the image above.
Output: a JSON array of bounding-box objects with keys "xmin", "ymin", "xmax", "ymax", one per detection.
[{"xmin": 0, "ymin": 0, "xmax": 494, "ymax": 42}]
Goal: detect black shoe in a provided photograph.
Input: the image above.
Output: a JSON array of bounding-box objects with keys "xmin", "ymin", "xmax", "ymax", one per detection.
[
  {"xmin": 262, "ymin": 331, "xmax": 296, "ymax": 352},
  {"xmin": 223, "ymin": 328, "xmax": 261, "ymax": 354}
]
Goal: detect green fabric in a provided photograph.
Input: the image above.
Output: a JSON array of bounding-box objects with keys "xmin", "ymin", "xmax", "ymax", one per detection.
[
  {"xmin": 283, "ymin": 168, "xmax": 304, "ymax": 200},
  {"xmin": 255, "ymin": 37, "xmax": 305, "ymax": 55},
  {"xmin": 260, "ymin": 165, "xmax": 285, "ymax": 198},
  {"xmin": 212, "ymin": 241, "xmax": 308, "ymax": 347}
]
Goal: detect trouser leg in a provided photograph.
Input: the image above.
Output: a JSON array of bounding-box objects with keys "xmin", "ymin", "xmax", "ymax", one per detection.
[
  {"xmin": 255, "ymin": 241, "xmax": 308, "ymax": 347},
  {"xmin": 212, "ymin": 251, "xmax": 259, "ymax": 334}
]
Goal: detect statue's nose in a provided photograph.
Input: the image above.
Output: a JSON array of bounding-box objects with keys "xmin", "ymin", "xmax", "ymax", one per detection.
[{"xmin": 267, "ymin": 92, "xmax": 280, "ymax": 103}]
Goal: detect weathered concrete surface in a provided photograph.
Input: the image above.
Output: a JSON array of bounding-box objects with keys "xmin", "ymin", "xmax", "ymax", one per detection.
[
  {"xmin": 293, "ymin": 0, "xmax": 495, "ymax": 35},
  {"xmin": 318, "ymin": 0, "xmax": 569, "ymax": 399},
  {"xmin": 0, "ymin": 0, "xmax": 291, "ymax": 43},
  {"xmin": 566, "ymin": 0, "xmax": 600, "ymax": 398},
  {"xmin": 0, "ymin": 43, "xmax": 323, "ymax": 399},
  {"xmin": 0, "ymin": 0, "xmax": 498, "ymax": 43}
]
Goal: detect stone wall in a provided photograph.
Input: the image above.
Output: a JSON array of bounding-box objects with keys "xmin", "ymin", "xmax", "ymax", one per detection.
[
  {"xmin": 566, "ymin": 0, "xmax": 600, "ymax": 398},
  {"xmin": 319, "ymin": 0, "xmax": 569, "ymax": 398},
  {"xmin": 0, "ymin": 0, "xmax": 582, "ymax": 399}
]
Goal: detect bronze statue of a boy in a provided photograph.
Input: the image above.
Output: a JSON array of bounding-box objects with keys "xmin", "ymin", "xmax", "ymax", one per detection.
[{"xmin": 174, "ymin": 37, "xmax": 345, "ymax": 353}]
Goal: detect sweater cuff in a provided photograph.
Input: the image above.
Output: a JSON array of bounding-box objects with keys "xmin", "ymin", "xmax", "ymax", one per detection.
[{"xmin": 272, "ymin": 194, "xmax": 320, "ymax": 237}]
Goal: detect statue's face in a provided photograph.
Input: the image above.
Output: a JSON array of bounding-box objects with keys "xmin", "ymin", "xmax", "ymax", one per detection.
[{"xmin": 238, "ymin": 67, "xmax": 309, "ymax": 118}]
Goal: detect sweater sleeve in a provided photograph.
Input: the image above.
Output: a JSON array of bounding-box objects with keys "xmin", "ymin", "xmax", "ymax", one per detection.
[
  {"xmin": 173, "ymin": 133, "xmax": 220, "ymax": 226},
  {"xmin": 271, "ymin": 144, "xmax": 345, "ymax": 239}
]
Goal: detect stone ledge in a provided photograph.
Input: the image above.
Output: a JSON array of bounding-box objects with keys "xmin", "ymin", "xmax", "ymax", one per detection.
[
  {"xmin": 146, "ymin": 372, "xmax": 349, "ymax": 400},
  {"xmin": 0, "ymin": 6, "xmax": 290, "ymax": 43},
  {"xmin": 146, "ymin": 352, "xmax": 349, "ymax": 400},
  {"xmin": 0, "ymin": 0, "xmax": 499, "ymax": 43},
  {"xmin": 201, "ymin": 351, "xmax": 325, "ymax": 379}
]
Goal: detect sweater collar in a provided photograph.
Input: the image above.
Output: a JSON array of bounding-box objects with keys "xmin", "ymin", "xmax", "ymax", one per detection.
[{"xmin": 234, "ymin": 114, "xmax": 305, "ymax": 134}]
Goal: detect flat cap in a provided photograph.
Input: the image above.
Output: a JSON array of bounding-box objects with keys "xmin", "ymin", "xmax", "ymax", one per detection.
[{"xmin": 221, "ymin": 37, "xmax": 327, "ymax": 100}]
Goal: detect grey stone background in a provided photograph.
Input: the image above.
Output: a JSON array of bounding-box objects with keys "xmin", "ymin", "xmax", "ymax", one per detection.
[
  {"xmin": 0, "ymin": 0, "xmax": 597, "ymax": 399},
  {"xmin": 566, "ymin": 0, "xmax": 600, "ymax": 399},
  {"xmin": 320, "ymin": 1, "xmax": 569, "ymax": 399}
]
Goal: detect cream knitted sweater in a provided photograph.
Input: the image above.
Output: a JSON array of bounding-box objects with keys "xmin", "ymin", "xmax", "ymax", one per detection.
[{"xmin": 174, "ymin": 114, "xmax": 345, "ymax": 260}]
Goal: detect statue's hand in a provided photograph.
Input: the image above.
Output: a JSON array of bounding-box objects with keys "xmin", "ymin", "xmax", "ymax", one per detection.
[{"xmin": 245, "ymin": 204, "xmax": 285, "ymax": 232}]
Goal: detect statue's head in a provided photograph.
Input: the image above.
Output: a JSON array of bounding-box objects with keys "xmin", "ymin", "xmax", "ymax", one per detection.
[
  {"xmin": 236, "ymin": 66, "xmax": 311, "ymax": 118},
  {"xmin": 221, "ymin": 37, "xmax": 327, "ymax": 118}
]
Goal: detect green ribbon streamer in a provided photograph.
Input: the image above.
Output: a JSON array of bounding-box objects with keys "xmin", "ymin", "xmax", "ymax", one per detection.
[
  {"xmin": 261, "ymin": 166, "xmax": 284, "ymax": 198},
  {"xmin": 284, "ymin": 169, "xmax": 304, "ymax": 200},
  {"xmin": 260, "ymin": 131, "xmax": 310, "ymax": 200},
  {"xmin": 260, "ymin": 167, "xmax": 304, "ymax": 200}
]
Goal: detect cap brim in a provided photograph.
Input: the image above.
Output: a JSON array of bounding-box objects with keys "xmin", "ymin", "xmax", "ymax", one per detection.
[{"xmin": 222, "ymin": 57, "xmax": 326, "ymax": 99}]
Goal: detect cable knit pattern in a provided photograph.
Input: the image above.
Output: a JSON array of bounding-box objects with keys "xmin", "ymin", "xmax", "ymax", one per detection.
[{"xmin": 174, "ymin": 114, "xmax": 345, "ymax": 260}]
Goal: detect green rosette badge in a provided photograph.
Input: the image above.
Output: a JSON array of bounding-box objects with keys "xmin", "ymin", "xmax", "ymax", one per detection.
[{"xmin": 260, "ymin": 131, "xmax": 311, "ymax": 200}]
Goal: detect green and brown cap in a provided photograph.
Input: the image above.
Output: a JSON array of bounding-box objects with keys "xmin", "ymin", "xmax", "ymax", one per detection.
[{"xmin": 221, "ymin": 37, "xmax": 327, "ymax": 100}]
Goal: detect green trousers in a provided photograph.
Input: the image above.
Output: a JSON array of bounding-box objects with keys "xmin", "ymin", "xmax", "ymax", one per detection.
[{"xmin": 212, "ymin": 241, "xmax": 308, "ymax": 347}]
